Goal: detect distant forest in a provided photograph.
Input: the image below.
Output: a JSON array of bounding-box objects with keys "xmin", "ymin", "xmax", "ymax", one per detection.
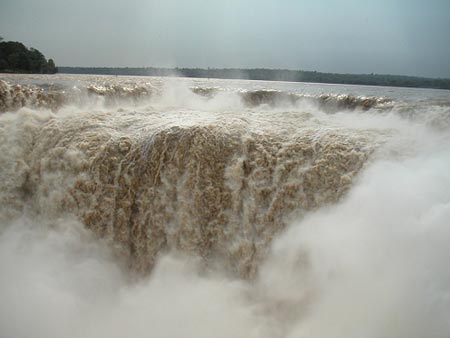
[
  {"xmin": 59, "ymin": 66, "xmax": 450, "ymax": 90},
  {"xmin": 0, "ymin": 37, "xmax": 57, "ymax": 74}
]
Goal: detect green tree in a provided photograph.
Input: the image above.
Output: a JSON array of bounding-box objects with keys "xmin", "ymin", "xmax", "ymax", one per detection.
[
  {"xmin": 29, "ymin": 48, "xmax": 47, "ymax": 73},
  {"xmin": 0, "ymin": 40, "xmax": 57, "ymax": 74},
  {"xmin": 46, "ymin": 59, "xmax": 57, "ymax": 74}
]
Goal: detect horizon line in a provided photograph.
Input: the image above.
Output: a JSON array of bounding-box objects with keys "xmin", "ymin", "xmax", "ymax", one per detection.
[{"xmin": 58, "ymin": 66, "xmax": 450, "ymax": 80}]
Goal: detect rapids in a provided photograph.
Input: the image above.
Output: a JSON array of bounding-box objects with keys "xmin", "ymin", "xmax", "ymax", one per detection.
[{"xmin": 1, "ymin": 74, "xmax": 449, "ymax": 338}]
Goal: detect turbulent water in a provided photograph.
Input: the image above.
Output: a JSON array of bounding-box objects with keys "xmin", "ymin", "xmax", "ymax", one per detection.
[{"xmin": 1, "ymin": 73, "xmax": 449, "ymax": 338}]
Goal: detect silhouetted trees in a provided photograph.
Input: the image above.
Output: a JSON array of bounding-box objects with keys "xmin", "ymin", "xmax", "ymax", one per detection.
[
  {"xmin": 58, "ymin": 67, "xmax": 450, "ymax": 90},
  {"xmin": 0, "ymin": 40, "xmax": 57, "ymax": 74},
  {"xmin": 45, "ymin": 58, "xmax": 57, "ymax": 73}
]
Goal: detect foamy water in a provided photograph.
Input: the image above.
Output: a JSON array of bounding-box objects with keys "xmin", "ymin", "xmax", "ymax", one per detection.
[{"xmin": 1, "ymin": 74, "xmax": 449, "ymax": 338}]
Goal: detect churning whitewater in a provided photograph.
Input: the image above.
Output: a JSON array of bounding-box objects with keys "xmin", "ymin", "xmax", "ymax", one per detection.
[{"xmin": 0, "ymin": 74, "xmax": 449, "ymax": 338}]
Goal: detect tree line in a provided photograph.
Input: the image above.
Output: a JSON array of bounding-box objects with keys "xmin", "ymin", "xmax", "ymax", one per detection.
[
  {"xmin": 58, "ymin": 66, "xmax": 450, "ymax": 90},
  {"xmin": 0, "ymin": 37, "xmax": 57, "ymax": 74}
]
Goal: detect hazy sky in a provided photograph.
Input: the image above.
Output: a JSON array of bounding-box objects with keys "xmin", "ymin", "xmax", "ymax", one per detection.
[{"xmin": 1, "ymin": 0, "xmax": 449, "ymax": 77}]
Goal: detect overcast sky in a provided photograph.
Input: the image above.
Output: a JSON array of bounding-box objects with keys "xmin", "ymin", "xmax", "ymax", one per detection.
[{"xmin": 1, "ymin": 0, "xmax": 449, "ymax": 78}]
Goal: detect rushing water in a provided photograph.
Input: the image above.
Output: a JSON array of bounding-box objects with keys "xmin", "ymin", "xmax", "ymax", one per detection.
[{"xmin": 1, "ymin": 74, "xmax": 450, "ymax": 338}]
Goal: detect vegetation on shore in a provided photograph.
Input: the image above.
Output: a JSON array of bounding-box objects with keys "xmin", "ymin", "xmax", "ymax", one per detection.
[
  {"xmin": 0, "ymin": 35, "xmax": 446, "ymax": 90},
  {"xmin": 59, "ymin": 66, "xmax": 450, "ymax": 90},
  {"xmin": 0, "ymin": 37, "xmax": 57, "ymax": 74}
]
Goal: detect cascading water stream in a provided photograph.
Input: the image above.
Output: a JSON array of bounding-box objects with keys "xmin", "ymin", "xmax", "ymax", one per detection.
[{"xmin": 1, "ymin": 74, "xmax": 449, "ymax": 338}]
